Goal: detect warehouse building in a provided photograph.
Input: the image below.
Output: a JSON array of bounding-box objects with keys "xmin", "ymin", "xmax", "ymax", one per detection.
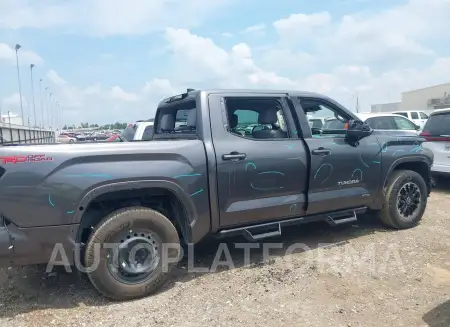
[{"xmin": 371, "ymin": 82, "xmax": 450, "ymax": 114}]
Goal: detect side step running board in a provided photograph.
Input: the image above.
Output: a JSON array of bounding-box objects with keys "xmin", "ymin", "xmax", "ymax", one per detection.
[
  {"xmin": 217, "ymin": 207, "xmax": 365, "ymax": 242},
  {"xmin": 325, "ymin": 210, "xmax": 358, "ymax": 226}
]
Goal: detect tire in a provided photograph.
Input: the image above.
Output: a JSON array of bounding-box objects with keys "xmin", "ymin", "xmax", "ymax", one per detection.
[
  {"xmin": 375, "ymin": 169, "xmax": 428, "ymax": 229},
  {"xmin": 69, "ymin": 139, "xmax": 75, "ymax": 144},
  {"xmin": 84, "ymin": 206, "xmax": 180, "ymax": 301}
]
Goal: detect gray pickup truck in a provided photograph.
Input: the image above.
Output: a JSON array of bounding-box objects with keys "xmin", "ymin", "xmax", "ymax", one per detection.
[{"xmin": 0, "ymin": 89, "xmax": 433, "ymax": 300}]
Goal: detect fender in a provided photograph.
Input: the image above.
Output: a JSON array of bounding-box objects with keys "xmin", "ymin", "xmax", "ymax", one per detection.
[
  {"xmin": 374, "ymin": 155, "xmax": 433, "ymax": 208},
  {"xmin": 72, "ymin": 179, "xmax": 198, "ymax": 241}
]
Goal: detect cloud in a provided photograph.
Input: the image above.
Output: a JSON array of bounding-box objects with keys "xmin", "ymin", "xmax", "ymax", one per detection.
[
  {"xmin": 2, "ymin": 0, "xmax": 450, "ymax": 125},
  {"xmin": 242, "ymin": 23, "xmax": 266, "ymax": 36},
  {"xmin": 46, "ymin": 70, "xmax": 68, "ymax": 86},
  {"xmin": 0, "ymin": 0, "xmax": 234, "ymax": 36},
  {"xmin": 221, "ymin": 32, "xmax": 233, "ymax": 38},
  {"xmin": 0, "ymin": 43, "xmax": 43, "ymax": 66}
]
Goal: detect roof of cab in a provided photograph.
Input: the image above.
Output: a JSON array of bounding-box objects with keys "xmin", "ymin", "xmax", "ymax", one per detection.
[{"xmin": 158, "ymin": 89, "xmax": 332, "ymax": 106}]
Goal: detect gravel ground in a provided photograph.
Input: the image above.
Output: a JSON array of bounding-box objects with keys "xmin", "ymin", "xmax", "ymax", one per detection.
[{"xmin": 1, "ymin": 184, "xmax": 450, "ymax": 327}]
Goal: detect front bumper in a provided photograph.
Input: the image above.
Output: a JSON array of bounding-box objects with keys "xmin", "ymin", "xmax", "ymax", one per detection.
[{"xmin": 0, "ymin": 221, "xmax": 79, "ymax": 268}]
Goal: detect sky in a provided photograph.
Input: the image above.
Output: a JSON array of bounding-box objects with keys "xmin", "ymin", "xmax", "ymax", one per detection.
[{"xmin": 1, "ymin": 0, "xmax": 450, "ymax": 126}]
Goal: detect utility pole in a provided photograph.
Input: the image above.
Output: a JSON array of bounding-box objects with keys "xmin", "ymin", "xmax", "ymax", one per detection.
[
  {"xmin": 39, "ymin": 79, "xmax": 44, "ymax": 129},
  {"xmin": 30, "ymin": 64, "xmax": 37, "ymax": 128},
  {"xmin": 15, "ymin": 44, "xmax": 24, "ymax": 124}
]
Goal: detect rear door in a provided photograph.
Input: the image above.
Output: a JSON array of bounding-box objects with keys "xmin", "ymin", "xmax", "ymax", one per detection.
[
  {"xmin": 421, "ymin": 111, "xmax": 450, "ymax": 174},
  {"xmin": 208, "ymin": 92, "xmax": 309, "ymax": 228}
]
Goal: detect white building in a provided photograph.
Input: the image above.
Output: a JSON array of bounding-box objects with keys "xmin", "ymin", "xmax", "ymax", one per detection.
[
  {"xmin": 371, "ymin": 82, "xmax": 450, "ymax": 115},
  {"xmin": 1, "ymin": 112, "xmax": 23, "ymax": 126}
]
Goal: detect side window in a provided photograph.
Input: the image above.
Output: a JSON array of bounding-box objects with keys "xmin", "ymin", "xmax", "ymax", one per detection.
[
  {"xmin": 419, "ymin": 112, "xmax": 428, "ymax": 119},
  {"xmin": 300, "ymin": 98, "xmax": 349, "ymax": 137},
  {"xmin": 395, "ymin": 112, "xmax": 408, "ymax": 118},
  {"xmin": 365, "ymin": 117, "xmax": 397, "ymax": 129},
  {"xmin": 393, "ymin": 116, "xmax": 416, "ymax": 130},
  {"xmin": 142, "ymin": 125, "xmax": 154, "ymax": 140},
  {"xmin": 410, "ymin": 112, "xmax": 419, "ymax": 119},
  {"xmin": 224, "ymin": 97, "xmax": 289, "ymax": 140}
]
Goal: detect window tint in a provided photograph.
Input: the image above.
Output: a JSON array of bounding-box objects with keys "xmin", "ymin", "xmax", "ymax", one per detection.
[
  {"xmin": 323, "ymin": 119, "xmax": 345, "ymax": 129},
  {"xmin": 142, "ymin": 125, "xmax": 154, "ymax": 140},
  {"xmin": 309, "ymin": 119, "xmax": 323, "ymax": 128},
  {"xmin": 393, "ymin": 116, "xmax": 416, "ymax": 130},
  {"xmin": 422, "ymin": 113, "xmax": 450, "ymax": 135},
  {"xmin": 419, "ymin": 112, "xmax": 428, "ymax": 119},
  {"xmin": 365, "ymin": 116, "xmax": 397, "ymax": 129},
  {"xmin": 395, "ymin": 112, "xmax": 408, "ymax": 118},
  {"xmin": 120, "ymin": 124, "xmax": 137, "ymax": 141},
  {"xmin": 300, "ymin": 99, "xmax": 349, "ymax": 137},
  {"xmin": 224, "ymin": 98, "xmax": 289, "ymax": 140},
  {"xmin": 410, "ymin": 112, "xmax": 419, "ymax": 119}
]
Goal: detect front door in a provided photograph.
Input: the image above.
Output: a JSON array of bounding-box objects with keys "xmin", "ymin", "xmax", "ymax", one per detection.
[
  {"xmin": 293, "ymin": 96, "xmax": 382, "ymax": 215},
  {"xmin": 208, "ymin": 93, "xmax": 309, "ymax": 228}
]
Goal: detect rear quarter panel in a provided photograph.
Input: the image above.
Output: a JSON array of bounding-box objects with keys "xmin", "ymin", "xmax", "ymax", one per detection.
[{"xmin": 0, "ymin": 141, "xmax": 209, "ymax": 229}]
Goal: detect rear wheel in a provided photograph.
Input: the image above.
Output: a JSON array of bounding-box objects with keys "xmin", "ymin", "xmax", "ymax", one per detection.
[
  {"xmin": 84, "ymin": 207, "xmax": 180, "ymax": 301},
  {"xmin": 375, "ymin": 170, "xmax": 428, "ymax": 229}
]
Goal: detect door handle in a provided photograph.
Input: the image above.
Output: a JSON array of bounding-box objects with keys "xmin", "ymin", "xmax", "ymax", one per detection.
[
  {"xmin": 222, "ymin": 152, "xmax": 247, "ymax": 161},
  {"xmin": 312, "ymin": 148, "xmax": 331, "ymax": 155}
]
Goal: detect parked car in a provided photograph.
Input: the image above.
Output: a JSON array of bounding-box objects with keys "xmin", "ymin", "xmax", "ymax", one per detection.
[
  {"xmin": 420, "ymin": 108, "xmax": 450, "ymax": 179},
  {"xmin": 120, "ymin": 119, "xmax": 154, "ymax": 141},
  {"xmin": 322, "ymin": 113, "xmax": 420, "ymax": 136},
  {"xmin": 392, "ymin": 110, "xmax": 429, "ymax": 129},
  {"xmin": 0, "ymin": 89, "xmax": 433, "ymax": 301},
  {"xmin": 56, "ymin": 134, "xmax": 77, "ymax": 144}
]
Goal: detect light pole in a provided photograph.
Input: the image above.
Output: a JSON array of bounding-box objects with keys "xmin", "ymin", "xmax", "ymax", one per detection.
[
  {"xmin": 45, "ymin": 86, "xmax": 49, "ymax": 129},
  {"xmin": 39, "ymin": 79, "xmax": 44, "ymax": 129},
  {"xmin": 30, "ymin": 64, "xmax": 37, "ymax": 128},
  {"xmin": 49, "ymin": 92, "xmax": 53, "ymax": 129},
  {"xmin": 15, "ymin": 44, "xmax": 24, "ymax": 125}
]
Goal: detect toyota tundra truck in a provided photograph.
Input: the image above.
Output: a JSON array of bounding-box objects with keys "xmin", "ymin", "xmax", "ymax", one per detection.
[{"xmin": 0, "ymin": 89, "xmax": 434, "ymax": 300}]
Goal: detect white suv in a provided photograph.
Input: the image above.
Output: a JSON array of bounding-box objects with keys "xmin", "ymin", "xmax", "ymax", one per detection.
[
  {"xmin": 420, "ymin": 109, "xmax": 450, "ymax": 178},
  {"xmin": 392, "ymin": 111, "xmax": 428, "ymax": 129}
]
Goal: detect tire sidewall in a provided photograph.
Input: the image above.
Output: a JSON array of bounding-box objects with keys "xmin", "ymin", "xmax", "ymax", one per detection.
[
  {"xmin": 386, "ymin": 171, "xmax": 427, "ymax": 228},
  {"xmin": 84, "ymin": 207, "xmax": 180, "ymax": 300}
]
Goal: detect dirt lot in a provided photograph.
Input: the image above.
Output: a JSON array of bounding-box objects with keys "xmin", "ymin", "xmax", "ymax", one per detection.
[{"xmin": 1, "ymin": 185, "xmax": 450, "ymax": 327}]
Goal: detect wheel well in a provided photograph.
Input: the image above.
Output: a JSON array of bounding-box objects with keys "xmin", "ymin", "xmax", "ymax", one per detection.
[
  {"xmin": 390, "ymin": 161, "xmax": 431, "ymax": 192},
  {"xmin": 76, "ymin": 188, "xmax": 190, "ymax": 245}
]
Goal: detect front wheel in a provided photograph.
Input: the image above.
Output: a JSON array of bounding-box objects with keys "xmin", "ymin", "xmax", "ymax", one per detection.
[
  {"xmin": 375, "ymin": 170, "xmax": 428, "ymax": 229},
  {"xmin": 84, "ymin": 207, "xmax": 181, "ymax": 301}
]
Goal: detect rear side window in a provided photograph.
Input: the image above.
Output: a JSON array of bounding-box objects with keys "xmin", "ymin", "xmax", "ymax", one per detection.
[
  {"xmin": 120, "ymin": 124, "xmax": 137, "ymax": 141},
  {"xmin": 366, "ymin": 116, "xmax": 397, "ymax": 129},
  {"xmin": 422, "ymin": 113, "xmax": 450, "ymax": 135},
  {"xmin": 142, "ymin": 125, "xmax": 154, "ymax": 141},
  {"xmin": 394, "ymin": 112, "xmax": 408, "ymax": 118},
  {"xmin": 410, "ymin": 112, "xmax": 419, "ymax": 119},
  {"xmin": 393, "ymin": 116, "xmax": 416, "ymax": 130}
]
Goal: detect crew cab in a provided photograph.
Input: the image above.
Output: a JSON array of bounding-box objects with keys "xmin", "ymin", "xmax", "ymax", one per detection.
[{"xmin": 0, "ymin": 89, "xmax": 434, "ymax": 301}]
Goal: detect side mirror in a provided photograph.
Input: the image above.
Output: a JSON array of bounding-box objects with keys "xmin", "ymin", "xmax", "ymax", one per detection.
[
  {"xmin": 346, "ymin": 120, "xmax": 372, "ymax": 141},
  {"xmin": 414, "ymin": 124, "xmax": 421, "ymax": 130}
]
